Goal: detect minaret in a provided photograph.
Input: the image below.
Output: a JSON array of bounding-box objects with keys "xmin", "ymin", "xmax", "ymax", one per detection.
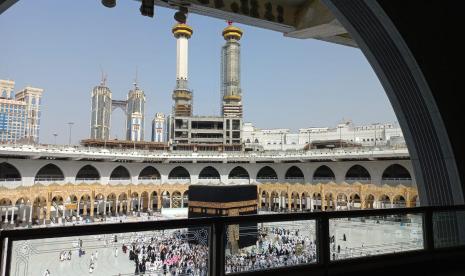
[
  {"xmin": 221, "ymin": 21, "xmax": 243, "ymax": 118},
  {"xmin": 126, "ymin": 80, "xmax": 146, "ymax": 141},
  {"xmin": 172, "ymin": 19, "xmax": 194, "ymax": 117},
  {"xmin": 90, "ymin": 76, "xmax": 112, "ymax": 140}
]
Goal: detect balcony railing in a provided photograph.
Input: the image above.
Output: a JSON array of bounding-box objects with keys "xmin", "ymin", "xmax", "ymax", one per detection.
[
  {"xmin": 313, "ymin": 177, "xmax": 336, "ymax": 183},
  {"xmin": 381, "ymin": 178, "xmax": 413, "ymax": 185},
  {"xmin": 345, "ymin": 177, "xmax": 372, "ymax": 184},
  {"xmin": 0, "ymin": 178, "xmax": 21, "ymax": 182},
  {"xmin": 1, "ymin": 205, "xmax": 464, "ymax": 276}
]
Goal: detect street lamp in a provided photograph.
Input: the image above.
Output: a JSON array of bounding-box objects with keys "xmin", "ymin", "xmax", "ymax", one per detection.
[
  {"xmin": 53, "ymin": 133, "xmax": 58, "ymax": 145},
  {"xmin": 67, "ymin": 122, "xmax": 74, "ymax": 146}
]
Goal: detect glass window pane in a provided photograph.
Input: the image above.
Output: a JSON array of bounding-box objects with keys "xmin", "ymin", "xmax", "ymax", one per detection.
[
  {"xmin": 329, "ymin": 214, "xmax": 423, "ymax": 260},
  {"xmin": 9, "ymin": 227, "xmax": 210, "ymax": 275},
  {"xmin": 225, "ymin": 219, "xmax": 316, "ymax": 274}
]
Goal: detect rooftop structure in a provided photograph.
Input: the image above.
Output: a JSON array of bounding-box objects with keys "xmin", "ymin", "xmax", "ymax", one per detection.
[
  {"xmin": 0, "ymin": 143, "xmax": 409, "ymax": 163},
  {"xmin": 169, "ymin": 115, "xmax": 242, "ymax": 146},
  {"xmin": 81, "ymin": 139, "xmax": 168, "ymax": 151},
  {"xmin": 243, "ymin": 121, "xmax": 405, "ymax": 151}
]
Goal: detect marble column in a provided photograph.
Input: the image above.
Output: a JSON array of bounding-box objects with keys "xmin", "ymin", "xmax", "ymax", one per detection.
[
  {"xmin": 90, "ymin": 199, "xmax": 95, "ymax": 218},
  {"xmin": 29, "ymin": 205, "xmax": 33, "ymax": 223},
  {"xmin": 22, "ymin": 205, "xmax": 27, "ymax": 222},
  {"xmin": 10, "ymin": 205, "xmax": 15, "ymax": 224},
  {"xmin": 4, "ymin": 207, "xmax": 9, "ymax": 223},
  {"xmin": 115, "ymin": 198, "xmax": 119, "ymax": 215}
]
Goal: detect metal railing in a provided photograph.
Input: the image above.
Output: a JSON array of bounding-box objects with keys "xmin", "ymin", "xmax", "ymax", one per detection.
[{"xmin": 1, "ymin": 205, "xmax": 464, "ymax": 276}]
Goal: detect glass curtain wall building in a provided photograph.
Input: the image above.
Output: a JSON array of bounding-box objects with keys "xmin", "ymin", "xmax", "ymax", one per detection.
[{"xmin": 0, "ymin": 79, "xmax": 42, "ymax": 143}]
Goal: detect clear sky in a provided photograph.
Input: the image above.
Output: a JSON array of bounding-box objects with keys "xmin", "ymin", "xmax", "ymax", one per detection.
[{"xmin": 0, "ymin": 0, "xmax": 398, "ymax": 144}]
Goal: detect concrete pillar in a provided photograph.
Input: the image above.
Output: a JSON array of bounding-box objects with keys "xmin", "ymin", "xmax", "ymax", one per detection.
[
  {"xmin": 22, "ymin": 205, "xmax": 27, "ymax": 222},
  {"xmin": 63, "ymin": 205, "xmax": 66, "ymax": 219},
  {"xmin": 103, "ymin": 200, "xmax": 107, "ymax": 216},
  {"xmin": 138, "ymin": 196, "xmax": 142, "ymax": 212},
  {"xmin": 10, "ymin": 205, "xmax": 15, "ymax": 224},
  {"xmin": 115, "ymin": 198, "xmax": 119, "ymax": 215},
  {"xmin": 29, "ymin": 205, "xmax": 33, "ymax": 223},
  {"xmin": 4, "ymin": 207, "xmax": 9, "ymax": 223},
  {"xmin": 288, "ymin": 195, "xmax": 292, "ymax": 212},
  {"xmin": 169, "ymin": 196, "xmax": 173, "ymax": 208},
  {"xmin": 181, "ymin": 197, "xmax": 184, "ymax": 208},
  {"xmin": 76, "ymin": 200, "xmax": 80, "ymax": 217},
  {"xmin": 90, "ymin": 197, "xmax": 95, "ymax": 218},
  {"xmin": 46, "ymin": 200, "xmax": 51, "ymax": 222},
  {"xmin": 157, "ymin": 194, "xmax": 161, "ymax": 210}
]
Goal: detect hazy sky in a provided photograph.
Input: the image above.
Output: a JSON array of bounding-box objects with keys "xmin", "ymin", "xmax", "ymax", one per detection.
[{"xmin": 0, "ymin": 0, "xmax": 398, "ymax": 144}]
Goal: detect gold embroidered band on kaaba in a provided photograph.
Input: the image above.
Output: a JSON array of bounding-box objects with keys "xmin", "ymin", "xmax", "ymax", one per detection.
[{"xmin": 188, "ymin": 199, "xmax": 257, "ymax": 209}]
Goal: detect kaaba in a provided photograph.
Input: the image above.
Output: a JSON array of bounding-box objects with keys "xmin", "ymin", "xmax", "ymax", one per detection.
[{"xmin": 188, "ymin": 185, "xmax": 258, "ymax": 250}]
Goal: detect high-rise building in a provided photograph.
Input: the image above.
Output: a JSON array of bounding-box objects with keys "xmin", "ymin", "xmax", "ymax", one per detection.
[
  {"xmin": 15, "ymin": 86, "xmax": 43, "ymax": 143},
  {"xmin": 221, "ymin": 22, "xmax": 243, "ymax": 118},
  {"xmin": 90, "ymin": 80, "xmax": 112, "ymax": 140},
  {"xmin": 126, "ymin": 83, "xmax": 145, "ymax": 141},
  {"xmin": 0, "ymin": 80, "xmax": 27, "ymax": 143},
  {"xmin": 151, "ymin": 113, "xmax": 165, "ymax": 142},
  {"xmin": 172, "ymin": 21, "xmax": 194, "ymax": 117},
  {"xmin": 0, "ymin": 79, "xmax": 15, "ymax": 99}
]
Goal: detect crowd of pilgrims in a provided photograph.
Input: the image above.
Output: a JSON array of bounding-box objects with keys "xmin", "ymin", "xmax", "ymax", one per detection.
[
  {"xmin": 225, "ymin": 226, "xmax": 317, "ymax": 273},
  {"xmin": 122, "ymin": 230, "xmax": 208, "ymax": 275}
]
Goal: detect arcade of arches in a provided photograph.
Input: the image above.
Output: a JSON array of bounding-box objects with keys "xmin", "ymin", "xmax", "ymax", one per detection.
[{"xmin": 0, "ymin": 182, "xmax": 417, "ymax": 227}]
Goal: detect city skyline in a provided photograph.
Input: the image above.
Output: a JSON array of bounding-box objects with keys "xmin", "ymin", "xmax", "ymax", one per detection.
[{"xmin": 0, "ymin": 0, "xmax": 397, "ymax": 144}]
